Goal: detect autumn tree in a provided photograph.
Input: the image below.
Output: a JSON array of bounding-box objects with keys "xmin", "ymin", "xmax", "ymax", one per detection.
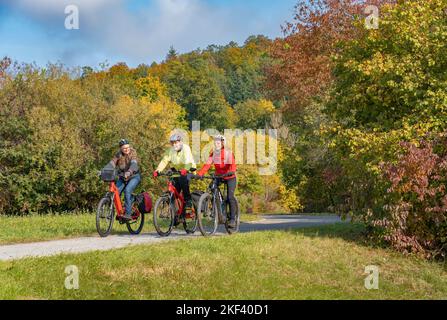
[
  {"xmin": 327, "ymin": 0, "xmax": 447, "ymax": 131},
  {"xmin": 0, "ymin": 62, "xmax": 185, "ymax": 214},
  {"xmin": 266, "ymin": 0, "xmax": 395, "ymax": 113},
  {"xmin": 151, "ymin": 54, "xmax": 235, "ymax": 130},
  {"xmin": 135, "ymin": 75, "xmax": 167, "ymax": 102},
  {"xmin": 234, "ymin": 99, "xmax": 275, "ymax": 129}
]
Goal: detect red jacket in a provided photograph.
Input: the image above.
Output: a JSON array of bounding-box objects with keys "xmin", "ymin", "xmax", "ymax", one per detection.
[{"xmin": 198, "ymin": 148, "xmax": 236, "ymax": 180}]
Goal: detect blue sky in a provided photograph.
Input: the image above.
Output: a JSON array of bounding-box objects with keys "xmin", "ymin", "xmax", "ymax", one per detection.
[{"xmin": 0, "ymin": 0, "xmax": 297, "ymax": 68}]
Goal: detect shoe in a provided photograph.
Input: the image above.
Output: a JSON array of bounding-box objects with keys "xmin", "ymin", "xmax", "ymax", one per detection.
[
  {"xmin": 185, "ymin": 207, "xmax": 196, "ymax": 219},
  {"xmin": 122, "ymin": 214, "xmax": 133, "ymax": 221},
  {"xmin": 227, "ymin": 219, "xmax": 236, "ymax": 229}
]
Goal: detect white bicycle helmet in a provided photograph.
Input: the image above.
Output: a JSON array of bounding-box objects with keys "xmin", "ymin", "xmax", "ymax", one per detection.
[
  {"xmin": 169, "ymin": 134, "xmax": 183, "ymax": 143},
  {"xmin": 214, "ymin": 135, "xmax": 226, "ymax": 143}
]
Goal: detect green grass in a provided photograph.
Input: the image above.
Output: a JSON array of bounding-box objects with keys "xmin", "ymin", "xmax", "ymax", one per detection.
[
  {"xmin": 0, "ymin": 212, "xmax": 260, "ymax": 245},
  {"xmin": 262, "ymin": 212, "xmax": 339, "ymax": 216},
  {"xmin": 1, "ymin": 223, "xmax": 446, "ymax": 300},
  {"xmin": 0, "ymin": 213, "xmax": 99, "ymax": 245}
]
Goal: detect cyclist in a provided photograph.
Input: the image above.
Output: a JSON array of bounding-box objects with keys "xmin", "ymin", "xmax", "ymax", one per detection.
[
  {"xmin": 153, "ymin": 134, "xmax": 196, "ymax": 213},
  {"xmin": 197, "ymin": 135, "xmax": 238, "ymax": 228},
  {"xmin": 109, "ymin": 139, "xmax": 141, "ymax": 220}
]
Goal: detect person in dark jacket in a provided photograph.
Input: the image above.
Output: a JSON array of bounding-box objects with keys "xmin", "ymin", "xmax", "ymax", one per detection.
[{"xmin": 109, "ymin": 139, "xmax": 141, "ymax": 220}]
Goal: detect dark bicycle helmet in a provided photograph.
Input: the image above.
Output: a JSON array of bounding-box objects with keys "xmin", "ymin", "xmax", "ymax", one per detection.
[{"xmin": 119, "ymin": 139, "xmax": 130, "ymax": 147}]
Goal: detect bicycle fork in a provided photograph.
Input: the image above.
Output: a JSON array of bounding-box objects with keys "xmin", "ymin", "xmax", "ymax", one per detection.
[{"xmin": 215, "ymin": 191, "xmax": 227, "ymax": 224}]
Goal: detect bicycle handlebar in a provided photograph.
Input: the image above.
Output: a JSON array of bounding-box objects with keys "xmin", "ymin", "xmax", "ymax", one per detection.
[
  {"xmin": 156, "ymin": 170, "xmax": 234, "ymax": 180},
  {"xmin": 197, "ymin": 172, "xmax": 235, "ymax": 180},
  {"xmin": 158, "ymin": 171, "xmax": 181, "ymax": 178},
  {"xmin": 157, "ymin": 169, "xmax": 197, "ymax": 178}
]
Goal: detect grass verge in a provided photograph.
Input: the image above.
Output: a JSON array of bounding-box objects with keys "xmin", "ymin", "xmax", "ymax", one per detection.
[
  {"xmin": 0, "ymin": 212, "xmax": 260, "ymax": 245},
  {"xmin": 0, "ymin": 223, "xmax": 446, "ymax": 300}
]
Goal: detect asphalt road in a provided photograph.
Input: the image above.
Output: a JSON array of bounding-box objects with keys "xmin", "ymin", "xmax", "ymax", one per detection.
[{"xmin": 0, "ymin": 215, "xmax": 344, "ymax": 261}]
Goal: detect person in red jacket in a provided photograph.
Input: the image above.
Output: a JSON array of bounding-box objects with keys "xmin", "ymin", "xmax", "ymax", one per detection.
[{"xmin": 197, "ymin": 135, "xmax": 238, "ymax": 228}]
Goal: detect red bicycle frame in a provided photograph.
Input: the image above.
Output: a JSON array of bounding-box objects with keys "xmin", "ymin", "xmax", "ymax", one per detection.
[
  {"xmin": 109, "ymin": 181, "xmax": 140, "ymax": 219},
  {"xmin": 158, "ymin": 173, "xmax": 196, "ymax": 219},
  {"xmin": 109, "ymin": 181, "xmax": 125, "ymax": 216},
  {"xmin": 167, "ymin": 178, "xmax": 186, "ymax": 218}
]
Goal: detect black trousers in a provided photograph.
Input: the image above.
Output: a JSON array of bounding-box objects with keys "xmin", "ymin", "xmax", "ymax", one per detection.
[
  {"xmin": 174, "ymin": 176, "xmax": 191, "ymax": 202},
  {"xmin": 225, "ymin": 177, "xmax": 237, "ymax": 221}
]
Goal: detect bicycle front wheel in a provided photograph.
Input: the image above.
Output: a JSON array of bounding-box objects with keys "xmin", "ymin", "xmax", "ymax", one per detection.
[
  {"xmin": 197, "ymin": 193, "xmax": 218, "ymax": 236},
  {"xmin": 127, "ymin": 210, "xmax": 145, "ymax": 235},
  {"xmin": 153, "ymin": 196, "xmax": 174, "ymax": 237},
  {"xmin": 96, "ymin": 196, "xmax": 115, "ymax": 237},
  {"xmin": 183, "ymin": 202, "xmax": 198, "ymax": 234}
]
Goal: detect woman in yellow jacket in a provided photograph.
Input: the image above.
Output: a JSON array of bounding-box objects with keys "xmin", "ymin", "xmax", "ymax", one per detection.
[{"xmin": 153, "ymin": 134, "xmax": 196, "ymax": 210}]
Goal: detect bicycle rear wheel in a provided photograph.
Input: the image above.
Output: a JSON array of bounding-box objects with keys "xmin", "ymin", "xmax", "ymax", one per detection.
[
  {"xmin": 197, "ymin": 193, "xmax": 218, "ymax": 236},
  {"xmin": 153, "ymin": 196, "xmax": 174, "ymax": 237},
  {"xmin": 225, "ymin": 198, "xmax": 240, "ymax": 235},
  {"xmin": 96, "ymin": 196, "xmax": 115, "ymax": 237}
]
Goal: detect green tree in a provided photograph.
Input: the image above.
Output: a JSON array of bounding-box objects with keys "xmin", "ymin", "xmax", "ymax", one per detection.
[
  {"xmin": 155, "ymin": 56, "xmax": 234, "ymax": 130},
  {"xmin": 327, "ymin": 0, "xmax": 447, "ymax": 132},
  {"xmin": 166, "ymin": 46, "xmax": 178, "ymax": 61},
  {"xmin": 214, "ymin": 36, "xmax": 272, "ymax": 106},
  {"xmin": 234, "ymin": 99, "xmax": 275, "ymax": 129}
]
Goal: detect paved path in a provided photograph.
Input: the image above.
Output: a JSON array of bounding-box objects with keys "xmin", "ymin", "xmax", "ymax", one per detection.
[{"xmin": 0, "ymin": 215, "xmax": 343, "ymax": 261}]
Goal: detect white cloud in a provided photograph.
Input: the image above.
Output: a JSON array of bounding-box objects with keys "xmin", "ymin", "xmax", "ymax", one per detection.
[
  {"xmin": 12, "ymin": 0, "xmax": 115, "ymax": 14},
  {"xmin": 73, "ymin": 0, "xmax": 239, "ymax": 62},
  {"xmin": 1, "ymin": 0, "xmax": 284, "ymax": 66}
]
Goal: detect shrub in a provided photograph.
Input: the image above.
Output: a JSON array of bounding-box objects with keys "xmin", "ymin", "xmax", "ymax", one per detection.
[
  {"xmin": 279, "ymin": 185, "xmax": 304, "ymax": 213},
  {"xmin": 378, "ymin": 136, "xmax": 447, "ymax": 259}
]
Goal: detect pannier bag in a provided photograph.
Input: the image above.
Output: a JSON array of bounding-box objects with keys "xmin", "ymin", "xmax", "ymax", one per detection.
[
  {"xmin": 136, "ymin": 192, "xmax": 153, "ymax": 214},
  {"xmin": 191, "ymin": 191, "xmax": 205, "ymax": 211}
]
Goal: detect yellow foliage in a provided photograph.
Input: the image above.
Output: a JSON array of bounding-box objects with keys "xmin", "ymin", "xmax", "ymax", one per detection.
[
  {"xmin": 135, "ymin": 76, "xmax": 167, "ymax": 102},
  {"xmin": 279, "ymin": 185, "xmax": 304, "ymax": 213}
]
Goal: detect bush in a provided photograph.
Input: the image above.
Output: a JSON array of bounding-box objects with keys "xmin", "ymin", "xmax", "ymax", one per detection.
[
  {"xmin": 378, "ymin": 136, "xmax": 447, "ymax": 259},
  {"xmin": 237, "ymin": 194, "xmax": 253, "ymax": 215},
  {"xmin": 279, "ymin": 185, "xmax": 304, "ymax": 213}
]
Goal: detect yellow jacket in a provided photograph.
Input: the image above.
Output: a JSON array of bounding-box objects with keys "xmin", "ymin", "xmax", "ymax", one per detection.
[{"xmin": 156, "ymin": 144, "xmax": 196, "ymax": 172}]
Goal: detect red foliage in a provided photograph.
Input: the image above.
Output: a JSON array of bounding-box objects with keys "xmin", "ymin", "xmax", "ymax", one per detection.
[
  {"xmin": 379, "ymin": 137, "xmax": 447, "ymax": 259},
  {"xmin": 266, "ymin": 0, "xmax": 395, "ymax": 112}
]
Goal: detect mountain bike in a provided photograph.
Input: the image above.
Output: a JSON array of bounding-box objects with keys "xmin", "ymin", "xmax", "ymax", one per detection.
[
  {"xmin": 196, "ymin": 173, "xmax": 240, "ymax": 236},
  {"xmin": 96, "ymin": 168, "xmax": 145, "ymax": 237},
  {"xmin": 153, "ymin": 169, "xmax": 198, "ymax": 237}
]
